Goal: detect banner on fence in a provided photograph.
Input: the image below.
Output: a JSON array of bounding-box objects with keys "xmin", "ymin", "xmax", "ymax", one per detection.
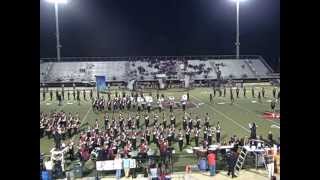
[{"xmin": 95, "ymin": 76, "xmax": 107, "ymax": 93}]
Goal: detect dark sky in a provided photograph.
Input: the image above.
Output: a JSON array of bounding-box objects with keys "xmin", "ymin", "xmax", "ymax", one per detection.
[{"xmin": 40, "ymin": 0, "xmax": 279, "ymax": 65}]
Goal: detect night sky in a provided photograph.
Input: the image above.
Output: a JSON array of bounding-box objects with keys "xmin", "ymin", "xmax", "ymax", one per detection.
[{"xmin": 40, "ymin": 0, "xmax": 279, "ymax": 66}]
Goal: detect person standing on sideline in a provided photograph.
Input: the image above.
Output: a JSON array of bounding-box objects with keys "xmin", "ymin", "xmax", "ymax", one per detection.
[
  {"xmin": 50, "ymin": 90, "xmax": 53, "ymax": 101},
  {"xmin": 249, "ymin": 123, "xmax": 257, "ymax": 140},
  {"xmin": 114, "ymin": 154, "xmax": 123, "ymax": 180},
  {"xmin": 236, "ymin": 86, "xmax": 239, "ymax": 98},
  {"xmin": 67, "ymin": 90, "xmax": 70, "ymax": 100},
  {"xmin": 223, "ymin": 86, "xmax": 226, "ymax": 97},
  {"xmin": 216, "ymin": 122, "xmax": 221, "ymax": 143},
  {"xmin": 42, "ymin": 89, "xmax": 46, "ymax": 101},
  {"xmin": 207, "ymin": 151, "xmax": 216, "ymax": 176},
  {"xmin": 273, "ymin": 87, "xmax": 277, "ymax": 98},
  {"xmin": 123, "ymin": 154, "xmax": 131, "ymax": 177},
  {"xmin": 210, "ymin": 93, "xmax": 213, "ymax": 102},
  {"xmin": 252, "ymin": 87, "xmax": 255, "ymax": 98},
  {"xmin": 262, "ymin": 87, "xmax": 265, "ymax": 98},
  {"xmin": 83, "ymin": 89, "xmax": 86, "ymax": 101},
  {"xmin": 243, "ymin": 86, "xmax": 246, "ymax": 97},
  {"xmin": 178, "ymin": 130, "xmax": 184, "ymax": 151}
]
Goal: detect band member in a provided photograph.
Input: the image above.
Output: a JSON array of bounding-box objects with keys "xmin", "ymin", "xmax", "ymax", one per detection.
[
  {"xmin": 273, "ymin": 87, "xmax": 277, "ymax": 98},
  {"xmin": 55, "ymin": 89, "xmax": 59, "ymax": 100},
  {"xmin": 243, "ymin": 86, "xmax": 246, "ymax": 97},
  {"xmin": 210, "ymin": 93, "xmax": 213, "ymax": 102},
  {"xmin": 90, "ymin": 89, "xmax": 93, "ymax": 100},
  {"xmin": 169, "ymin": 101, "xmax": 173, "ymax": 113},
  {"xmin": 262, "ymin": 87, "xmax": 265, "ymax": 98},
  {"xmin": 258, "ymin": 92, "xmax": 262, "ymax": 103},
  {"xmin": 146, "ymin": 128, "xmax": 151, "ymax": 144},
  {"xmin": 203, "ymin": 127, "xmax": 208, "ymax": 140},
  {"xmin": 195, "ymin": 128, "xmax": 200, "ymax": 147},
  {"xmin": 216, "ymin": 122, "xmax": 221, "ymax": 143},
  {"xmin": 277, "ymin": 91, "xmax": 280, "ymax": 99},
  {"xmin": 236, "ymin": 87, "xmax": 239, "ymax": 98},
  {"xmin": 147, "ymin": 101, "xmax": 151, "ymax": 113},
  {"xmin": 208, "ymin": 127, "xmax": 213, "ymax": 145},
  {"xmin": 252, "ymin": 87, "xmax": 255, "ymax": 98},
  {"xmin": 83, "ymin": 89, "xmax": 86, "ymax": 101},
  {"xmin": 152, "ymin": 128, "xmax": 157, "ymax": 144},
  {"xmin": 162, "ymin": 118, "xmax": 167, "ymax": 129},
  {"xmin": 230, "ymin": 90, "xmax": 234, "ymax": 105},
  {"xmin": 187, "ymin": 91, "xmax": 190, "ymax": 101},
  {"xmin": 188, "ymin": 117, "xmax": 193, "ymax": 130},
  {"xmin": 213, "ymin": 88, "xmax": 216, "ymax": 97},
  {"xmin": 115, "ymin": 91, "xmax": 118, "ymax": 98},
  {"xmin": 170, "ymin": 113, "xmax": 176, "ymax": 127},
  {"xmin": 73, "ymin": 90, "xmax": 76, "ymax": 100},
  {"xmin": 223, "ymin": 86, "xmax": 226, "ymax": 97},
  {"xmin": 157, "ymin": 100, "xmax": 162, "ymax": 113},
  {"xmin": 183, "ymin": 118, "xmax": 187, "ymax": 131},
  {"xmin": 42, "ymin": 90, "xmax": 46, "ymax": 101},
  {"xmin": 182, "ymin": 100, "xmax": 186, "ymax": 111},
  {"xmin": 145, "ymin": 114, "xmax": 149, "ymax": 128},
  {"xmin": 249, "ymin": 122, "xmax": 257, "ymax": 139},
  {"xmin": 50, "ymin": 90, "xmax": 53, "ymax": 101},
  {"xmin": 156, "ymin": 91, "xmax": 159, "ymax": 100},
  {"xmin": 131, "ymin": 132, "xmax": 137, "ymax": 150},
  {"xmin": 196, "ymin": 116, "xmax": 201, "ymax": 129},
  {"xmin": 67, "ymin": 90, "xmax": 70, "ymax": 100},
  {"xmin": 186, "ymin": 128, "xmax": 191, "ymax": 145},
  {"xmin": 178, "ymin": 130, "xmax": 184, "ymax": 151},
  {"xmin": 204, "ymin": 113, "xmax": 210, "ymax": 128},
  {"xmin": 271, "ymin": 100, "xmax": 276, "ymax": 113},
  {"xmin": 57, "ymin": 93, "xmax": 62, "ymax": 106},
  {"xmin": 135, "ymin": 114, "xmax": 140, "ymax": 129},
  {"xmin": 77, "ymin": 90, "xmax": 80, "ymax": 105}
]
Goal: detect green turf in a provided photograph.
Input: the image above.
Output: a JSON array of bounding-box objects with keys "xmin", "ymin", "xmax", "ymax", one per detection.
[{"xmin": 40, "ymin": 85, "xmax": 280, "ymax": 175}]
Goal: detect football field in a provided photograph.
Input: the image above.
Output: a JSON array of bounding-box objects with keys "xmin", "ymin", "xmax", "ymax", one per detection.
[{"xmin": 40, "ymin": 84, "xmax": 280, "ymax": 174}]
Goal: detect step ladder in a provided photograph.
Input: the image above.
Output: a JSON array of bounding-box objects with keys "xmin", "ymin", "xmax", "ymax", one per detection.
[{"xmin": 234, "ymin": 146, "xmax": 248, "ymax": 176}]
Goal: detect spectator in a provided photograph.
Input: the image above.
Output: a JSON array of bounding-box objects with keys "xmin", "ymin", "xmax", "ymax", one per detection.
[
  {"xmin": 150, "ymin": 163, "xmax": 159, "ymax": 180},
  {"xmin": 123, "ymin": 154, "xmax": 130, "ymax": 177},
  {"xmin": 207, "ymin": 151, "xmax": 216, "ymax": 176},
  {"xmin": 114, "ymin": 154, "xmax": 123, "ymax": 180}
]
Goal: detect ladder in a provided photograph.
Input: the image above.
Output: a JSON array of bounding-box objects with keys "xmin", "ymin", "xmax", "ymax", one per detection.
[{"xmin": 234, "ymin": 146, "xmax": 248, "ymax": 176}]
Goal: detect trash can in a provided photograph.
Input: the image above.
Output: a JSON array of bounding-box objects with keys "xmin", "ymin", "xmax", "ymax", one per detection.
[
  {"xmin": 41, "ymin": 170, "xmax": 52, "ymax": 180},
  {"xmin": 199, "ymin": 158, "xmax": 207, "ymax": 171},
  {"xmin": 66, "ymin": 171, "xmax": 75, "ymax": 180},
  {"xmin": 73, "ymin": 162, "xmax": 83, "ymax": 178}
]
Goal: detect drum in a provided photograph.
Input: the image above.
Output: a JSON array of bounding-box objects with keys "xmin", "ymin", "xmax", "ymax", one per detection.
[
  {"xmin": 197, "ymin": 149, "xmax": 207, "ymax": 157},
  {"xmin": 193, "ymin": 147, "xmax": 200, "ymax": 155}
]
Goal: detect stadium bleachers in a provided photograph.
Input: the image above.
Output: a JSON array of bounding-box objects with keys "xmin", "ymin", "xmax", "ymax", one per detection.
[
  {"xmin": 211, "ymin": 59, "xmax": 256, "ymax": 79},
  {"xmin": 40, "ymin": 57, "xmax": 274, "ymax": 83}
]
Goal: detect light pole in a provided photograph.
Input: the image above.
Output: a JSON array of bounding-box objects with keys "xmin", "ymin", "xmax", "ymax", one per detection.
[
  {"xmin": 46, "ymin": 0, "xmax": 68, "ymax": 62},
  {"xmin": 236, "ymin": 0, "xmax": 240, "ymax": 59},
  {"xmin": 232, "ymin": 0, "xmax": 246, "ymax": 59}
]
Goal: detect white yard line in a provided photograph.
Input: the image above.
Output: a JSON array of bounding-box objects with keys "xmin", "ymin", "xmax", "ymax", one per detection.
[
  {"xmin": 233, "ymin": 103, "xmax": 280, "ymax": 126},
  {"xmin": 81, "ymin": 106, "xmax": 92, "ymax": 123},
  {"xmin": 190, "ymin": 95, "xmax": 250, "ymax": 133}
]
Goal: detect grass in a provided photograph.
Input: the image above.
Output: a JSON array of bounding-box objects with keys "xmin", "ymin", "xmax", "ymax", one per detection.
[{"xmin": 40, "ymin": 84, "xmax": 280, "ymax": 176}]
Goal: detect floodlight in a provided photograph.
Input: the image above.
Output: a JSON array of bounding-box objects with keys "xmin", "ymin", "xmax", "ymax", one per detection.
[{"xmin": 46, "ymin": 0, "xmax": 68, "ymax": 4}]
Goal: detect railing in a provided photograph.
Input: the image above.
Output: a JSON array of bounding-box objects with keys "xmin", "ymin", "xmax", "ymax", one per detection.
[
  {"xmin": 258, "ymin": 56, "xmax": 274, "ymax": 73},
  {"xmin": 40, "ymin": 55, "xmax": 267, "ymax": 62}
]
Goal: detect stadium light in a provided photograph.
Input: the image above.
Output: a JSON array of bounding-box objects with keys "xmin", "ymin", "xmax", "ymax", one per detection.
[
  {"xmin": 46, "ymin": 0, "xmax": 68, "ymax": 4},
  {"xmin": 230, "ymin": 0, "xmax": 246, "ymax": 59},
  {"xmin": 46, "ymin": 0, "xmax": 68, "ymax": 62}
]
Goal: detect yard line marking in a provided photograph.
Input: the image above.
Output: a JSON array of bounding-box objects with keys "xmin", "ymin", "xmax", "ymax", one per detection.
[
  {"xmin": 233, "ymin": 103, "xmax": 280, "ymax": 126},
  {"xmin": 190, "ymin": 95, "xmax": 250, "ymax": 133},
  {"xmin": 81, "ymin": 106, "xmax": 92, "ymax": 123}
]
